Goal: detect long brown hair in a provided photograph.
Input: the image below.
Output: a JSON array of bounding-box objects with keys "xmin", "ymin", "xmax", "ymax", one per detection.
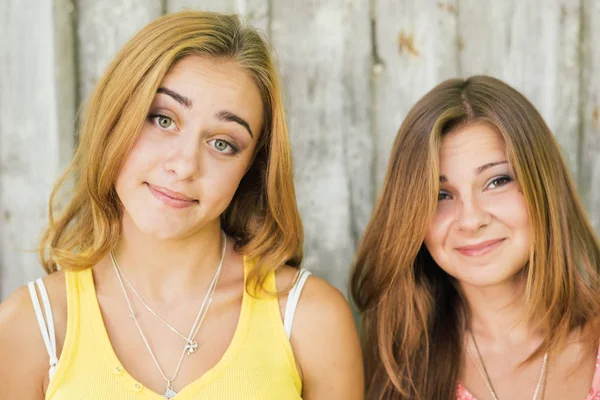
[
  {"xmin": 351, "ymin": 76, "xmax": 600, "ymax": 399},
  {"xmin": 39, "ymin": 11, "xmax": 303, "ymax": 289}
]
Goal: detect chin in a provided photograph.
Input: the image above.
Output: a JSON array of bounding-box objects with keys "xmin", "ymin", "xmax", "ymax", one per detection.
[
  {"xmin": 455, "ymin": 266, "xmax": 525, "ymax": 288},
  {"xmin": 128, "ymin": 214, "xmax": 201, "ymax": 241}
]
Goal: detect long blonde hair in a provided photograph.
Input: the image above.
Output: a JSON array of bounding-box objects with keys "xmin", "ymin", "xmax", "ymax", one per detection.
[
  {"xmin": 40, "ymin": 11, "xmax": 303, "ymax": 289},
  {"xmin": 351, "ymin": 76, "xmax": 600, "ymax": 399}
]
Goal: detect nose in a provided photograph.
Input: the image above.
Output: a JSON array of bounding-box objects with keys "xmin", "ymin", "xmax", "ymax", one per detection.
[
  {"xmin": 163, "ymin": 133, "xmax": 201, "ymax": 181},
  {"xmin": 455, "ymin": 194, "xmax": 491, "ymax": 233}
]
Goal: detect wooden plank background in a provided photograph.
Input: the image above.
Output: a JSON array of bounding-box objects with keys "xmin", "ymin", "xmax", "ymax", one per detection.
[{"xmin": 1, "ymin": 0, "xmax": 599, "ymax": 299}]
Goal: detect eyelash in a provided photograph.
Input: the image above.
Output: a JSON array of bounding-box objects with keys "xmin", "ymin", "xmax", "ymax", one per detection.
[
  {"xmin": 438, "ymin": 191, "xmax": 452, "ymax": 201},
  {"xmin": 437, "ymin": 175, "xmax": 513, "ymax": 201},
  {"xmin": 148, "ymin": 113, "xmax": 239, "ymax": 155},
  {"xmin": 487, "ymin": 175, "xmax": 512, "ymax": 189},
  {"xmin": 148, "ymin": 114, "xmax": 176, "ymax": 130},
  {"xmin": 208, "ymin": 139, "xmax": 239, "ymax": 155}
]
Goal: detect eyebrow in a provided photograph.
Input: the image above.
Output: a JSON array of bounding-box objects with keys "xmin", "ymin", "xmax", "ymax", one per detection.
[
  {"xmin": 156, "ymin": 87, "xmax": 254, "ymax": 138},
  {"xmin": 157, "ymin": 87, "xmax": 192, "ymax": 108},
  {"xmin": 216, "ymin": 110, "xmax": 254, "ymax": 138},
  {"xmin": 439, "ymin": 160, "xmax": 508, "ymax": 182},
  {"xmin": 476, "ymin": 160, "xmax": 508, "ymax": 174}
]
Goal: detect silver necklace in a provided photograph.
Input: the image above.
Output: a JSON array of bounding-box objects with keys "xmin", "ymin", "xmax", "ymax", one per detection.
[
  {"xmin": 110, "ymin": 232, "xmax": 226, "ymax": 399},
  {"xmin": 468, "ymin": 330, "xmax": 549, "ymax": 400},
  {"xmin": 112, "ymin": 231, "xmax": 227, "ymax": 356},
  {"xmin": 112, "ymin": 251, "xmax": 222, "ymax": 398}
]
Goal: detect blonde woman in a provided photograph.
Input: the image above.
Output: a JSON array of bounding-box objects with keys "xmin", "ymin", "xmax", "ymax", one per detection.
[
  {"xmin": 0, "ymin": 11, "xmax": 363, "ymax": 399},
  {"xmin": 352, "ymin": 76, "xmax": 600, "ymax": 399}
]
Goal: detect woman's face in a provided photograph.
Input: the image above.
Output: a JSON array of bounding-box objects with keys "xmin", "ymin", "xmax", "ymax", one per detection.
[
  {"xmin": 115, "ymin": 55, "xmax": 264, "ymax": 241},
  {"xmin": 423, "ymin": 123, "xmax": 531, "ymax": 288}
]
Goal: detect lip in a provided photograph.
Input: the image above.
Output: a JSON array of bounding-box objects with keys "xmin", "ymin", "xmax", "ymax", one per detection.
[
  {"xmin": 455, "ymin": 238, "xmax": 505, "ymax": 257},
  {"xmin": 146, "ymin": 183, "xmax": 197, "ymax": 209}
]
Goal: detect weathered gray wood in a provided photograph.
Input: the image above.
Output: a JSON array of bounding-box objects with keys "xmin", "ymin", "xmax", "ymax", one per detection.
[
  {"xmin": 77, "ymin": 0, "xmax": 163, "ymax": 102},
  {"xmin": 0, "ymin": 0, "xmax": 76, "ymax": 300},
  {"xmin": 373, "ymin": 0, "xmax": 459, "ymax": 188},
  {"xmin": 581, "ymin": 0, "xmax": 600, "ymax": 234},
  {"xmin": 458, "ymin": 0, "xmax": 581, "ymax": 178},
  {"xmin": 167, "ymin": 0, "xmax": 238, "ymax": 13},
  {"xmin": 243, "ymin": 0, "xmax": 270, "ymax": 36},
  {"xmin": 270, "ymin": 0, "xmax": 372, "ymax": 292},
  {"xmin": 167, "ymin": 0, "xmax": 270, "ymax": 35},
  {"xmin": 3, "ymin": 0, "xmax": 600, "ymax": 301}
]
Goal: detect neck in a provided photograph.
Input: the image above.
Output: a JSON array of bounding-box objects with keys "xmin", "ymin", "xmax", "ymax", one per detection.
[
  {"xmin": 461, "ymin": 273, "xmax": 542, "ymax": 347},
  {"xmin": 110, "ymin": 213, "xmax": 225, "ymax": 304}
]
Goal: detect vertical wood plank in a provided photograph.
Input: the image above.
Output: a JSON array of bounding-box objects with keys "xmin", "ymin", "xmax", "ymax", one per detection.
[
  {"xmin": 167, "ymin": 0, "xmax": 239, "ymax": 13},
  {"xmin": 77, "ymin": 0, "xmax": 163, "ymax": 101},
  {"xmin": 270, "ymin": 0, "xmax": 372, "ymax": 292},
  {"xmin": 167, "ymin": 0, "xmax": 270, "ymax": 36},
  {"xmin": 458, "ymin": 0, "xmax": 581, "ymax": 179},
  {"xmin": 0, "ymin": 0, "xmax": 76, "ymax": 299},
  {"xmin": 581, "ymin": 0, "xmax": 600, "ymax": 233},
  {"xmin": 373, "ymin": 0, "xmax": 460, "ymax": 188}
]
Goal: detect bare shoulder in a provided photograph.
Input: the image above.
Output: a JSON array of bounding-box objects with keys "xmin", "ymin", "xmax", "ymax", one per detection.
[
  {"xmin": 275, "ymin": 265, "xmax": 356, "ymax": 333},
  {"xmin": 276, "ymin": 266, "xmax": 364, "ymax": 399},
  {"xmin": 274, "ymin": 265, "xmax": 349, "ymax": 311},
  {"xmin": 0, "ymin": 282, "xmax": 49, "ymax": 396},
  {"xmin": 0, "ymin": 270, "xmax": 67, "ymax": 397},
  {"xmin": 292, "ymin": 272, "xmax": 358, "ymax": 342}
]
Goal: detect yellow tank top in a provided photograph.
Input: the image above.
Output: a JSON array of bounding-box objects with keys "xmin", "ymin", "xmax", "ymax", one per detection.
[{"xmin": 45, "ymin": 262, "xmax": 302, "ymax": 399}]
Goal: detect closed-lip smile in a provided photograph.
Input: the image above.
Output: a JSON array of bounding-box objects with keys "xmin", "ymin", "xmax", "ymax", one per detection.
[
  {"xmin": 146, "ymin": 183, "xmax": 197, "ymax": 208},
  {"xmin": 455, "ymin": 238, "xmax": 505, "ymax": 257}
]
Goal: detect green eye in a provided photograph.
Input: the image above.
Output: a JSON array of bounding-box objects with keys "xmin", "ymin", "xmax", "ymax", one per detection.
[
  {"xmin": 208, "ymin": 139, "xmax": 237, "ymax": 155},
  {"xmin": 214, "ymin": 140, "xmax": 229, "ymax": 151},
  {"xmin": 158, "ymin": 116, "xmax": 172, "ymax": 128}
]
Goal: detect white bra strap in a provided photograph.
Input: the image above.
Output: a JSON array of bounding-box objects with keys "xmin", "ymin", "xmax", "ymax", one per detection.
[
  {"xmin": 284, "ymin": 269, "xmax": 311, "ymax": 339},
  {"xmin": 28, "ymin": 278, "xmax": 58, "ymax": 380}
]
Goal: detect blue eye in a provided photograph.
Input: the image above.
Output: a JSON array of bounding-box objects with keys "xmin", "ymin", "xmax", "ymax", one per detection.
[{"xmin": 487, "ymin": 175, "xmax": 512, "ymax": 189}]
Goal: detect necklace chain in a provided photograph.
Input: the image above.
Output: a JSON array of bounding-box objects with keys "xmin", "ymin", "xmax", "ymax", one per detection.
[
  {"xmin": 468, "ymin": 330, "xmax": 549, "ymax": 400},
  {"xmin": 110, "ymin": 231, "xmax": 226, "ymax": 398},
  {"xmin": 116, "ymin": 263, "xmax": 194, "ymax": 347},
  {"xmin": 113, "ymin": 238, "xmax": 227, "ymax": 354}
]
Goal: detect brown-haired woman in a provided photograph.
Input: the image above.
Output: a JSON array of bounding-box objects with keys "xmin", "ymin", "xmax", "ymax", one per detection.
[
  {"xmin": 0, "ymin": 11, "xmax": 363, "ymax": 399},
  {"xmin": 352, "ymin": 76, "xmax": 600, "ymax": 400}
]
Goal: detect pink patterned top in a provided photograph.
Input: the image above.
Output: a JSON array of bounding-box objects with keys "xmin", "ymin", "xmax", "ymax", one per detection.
[{"xmin": 456, "ymin": 345, "xmax": 600, "ymax": 400}]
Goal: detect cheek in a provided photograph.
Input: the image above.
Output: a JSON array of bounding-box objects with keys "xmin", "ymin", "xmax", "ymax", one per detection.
[
  {"xmin": 425, "ymin": 205, "xmax": 455, "ymax": 247},
  {"xmin": 492, "ymin": 191, "xmax": 531, "ymax": 237},
  {"xmin": 424, "ymin": 216, "xmax": 448, "ymax": 261},
  {"xmin": 202, "ymin": 154, "xmax": 254, "ymax": 201},
  {"xmin": 114, "ymin": 135, "xmax": 162, "ymax": 205},
  {"xmin": 118, "ymin": 135, "xmax": 156, "ymax": 178}
]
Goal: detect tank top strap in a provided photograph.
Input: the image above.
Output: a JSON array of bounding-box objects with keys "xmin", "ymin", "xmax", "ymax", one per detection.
[{"xmin": 47, "ymin": 262, "xmax": 303, "ymax": 399}]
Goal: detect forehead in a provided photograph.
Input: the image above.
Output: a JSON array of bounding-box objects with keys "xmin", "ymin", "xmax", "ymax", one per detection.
[
  {"xmin": 440, "ymin": 123, "xmax": 506, "ymax": 170},
  {"xmin": 164, "ymin": 56, "xmax": 253, "ymax": 91},
  {"xmin": 159, "ymin": 55, "xmax": 264, "ymax": 134}
]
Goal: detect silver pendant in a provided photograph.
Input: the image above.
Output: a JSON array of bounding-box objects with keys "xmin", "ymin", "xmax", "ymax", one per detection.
[
  {"xmin": 185, "ymin": 340, "xmax": 198, "ymax": 355},
  {"xmin": 163, "ymin": 385, "xmax": 177, "ymax": 399}
]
